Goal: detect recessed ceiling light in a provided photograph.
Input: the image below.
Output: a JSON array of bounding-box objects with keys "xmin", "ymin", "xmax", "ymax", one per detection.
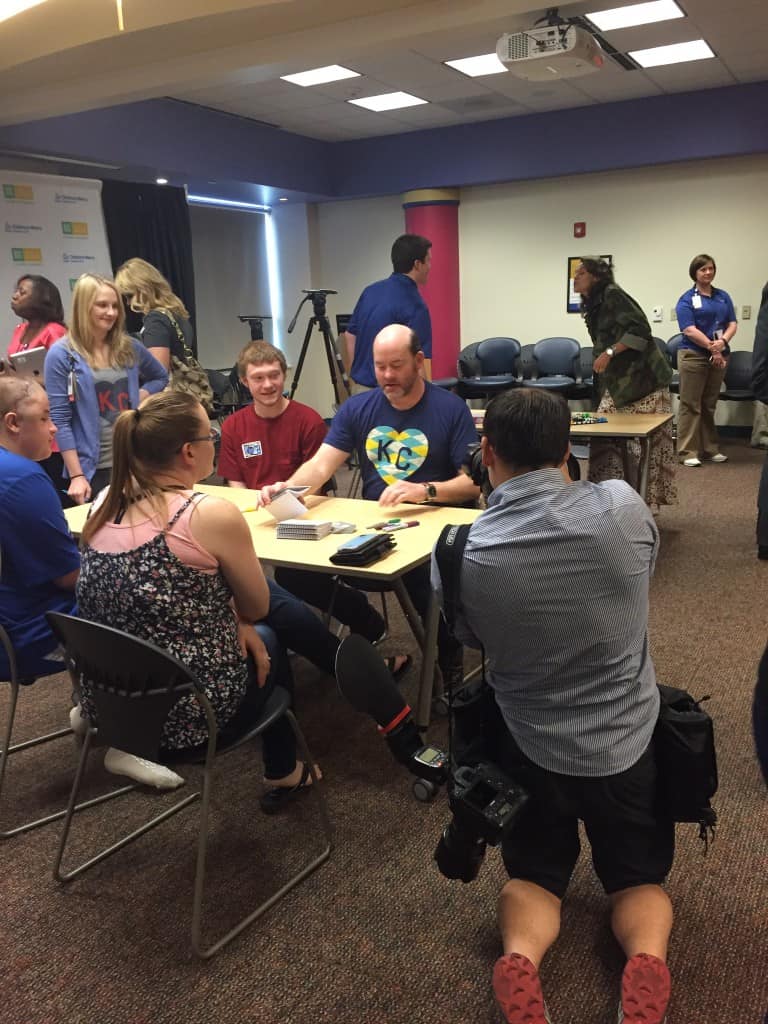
[
  {"xmin": 349, "ymin": 92, "xmax": 428, "ymax": 112},
  {"xmin": 281, "ymin": 65, "xmax": 360, "ymax": 87},
  {"xmin": 156, "ymin": 177, "xmax": 168, "ymax": 185},
  {"xmin": 444, "ymin": 53, "xmax": 508, "ymax": 77},
  {"xmin": 0, "ymin": 0, "xmax": 47, "ymax": 25},
  {"xmin": 586, "ymin": 0, "xmax": 684, "ymax": 31},
  {"xmin": 629, "ymin": 38, "xmax": 715, "ymax": 68}
]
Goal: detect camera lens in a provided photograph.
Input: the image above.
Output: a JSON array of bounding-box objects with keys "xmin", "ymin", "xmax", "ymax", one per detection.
[{"xmin": 433, "ymin": 822, "xmax": 486, "ymax": 883}]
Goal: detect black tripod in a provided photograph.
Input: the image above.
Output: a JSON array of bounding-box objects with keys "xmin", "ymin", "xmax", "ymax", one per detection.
[
  {"xmin": 287, "ymin": 289, "xmax": 350, "ymax": 407},
  {"xmin": 237, "ymin": 315, "xmax": 272, "ymax": 341}
]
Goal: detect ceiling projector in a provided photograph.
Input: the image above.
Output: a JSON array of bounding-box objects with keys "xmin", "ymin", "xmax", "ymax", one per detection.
[{"xmin": 497, "ymin": 24, "xmax": 606, "ymax": 81}]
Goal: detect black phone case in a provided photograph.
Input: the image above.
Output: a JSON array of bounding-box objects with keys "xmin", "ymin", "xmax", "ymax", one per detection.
[{"xmin": 329, "ymin": 533, "xmax": 396, "ymax": 567}]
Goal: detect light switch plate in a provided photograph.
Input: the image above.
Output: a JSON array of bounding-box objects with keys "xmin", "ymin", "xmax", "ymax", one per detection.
[{"xmin": 742, "ymin": 305, "xmax": 752, "ymax": 320}]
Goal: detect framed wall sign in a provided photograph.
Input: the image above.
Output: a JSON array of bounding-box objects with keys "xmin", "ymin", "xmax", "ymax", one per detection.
[{"xmin": 567, "ymin": 255, "xmax": 612, "ymax": 313}]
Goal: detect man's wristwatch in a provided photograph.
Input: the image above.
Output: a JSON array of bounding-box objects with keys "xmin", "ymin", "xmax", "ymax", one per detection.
[
  {"xmin": 422, "ymin": 482, "xmax": 437, "ymax": 502},
  {"xmin": 605, "ymin": 347, "xmax": 615, "ymax": 358}
]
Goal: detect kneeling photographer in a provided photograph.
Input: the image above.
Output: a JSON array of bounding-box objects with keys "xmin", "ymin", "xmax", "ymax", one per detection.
[{"xmin": 440, "ymin": 389, "xmax": 674, "ymax": 1024}]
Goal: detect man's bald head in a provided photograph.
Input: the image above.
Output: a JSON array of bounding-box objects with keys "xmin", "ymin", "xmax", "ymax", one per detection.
[
  {"xmin": 373, "ymin": 323, "xmax": 421, "ymax": 358},
  {"xmin": 372, "ymin": 324, "xmax": 425, "ymax": 408},
  {"xmin": 0, "ymin": 375, "xmax": 55, "ymax": 461}
]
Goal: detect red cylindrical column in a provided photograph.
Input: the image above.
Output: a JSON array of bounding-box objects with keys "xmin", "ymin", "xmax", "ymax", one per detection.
[{"xmin": 403, "ymin": 188, "xmax": 460, "ymax": 380}]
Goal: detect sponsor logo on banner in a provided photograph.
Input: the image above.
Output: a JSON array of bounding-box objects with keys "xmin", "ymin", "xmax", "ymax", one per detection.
[
  {"xmin": 55, "ymin": 192, "xmax": 88, "ymax": 205},
  {"xmin": 11, "ymin": 247, "xmax": 42, "ymax": 263},
  {"xmin": 62, "ymin": 252, "xmax": 96, "ymax": 265},
  {"xmin": 69, "ymin": 278, "xmax": 79, "ymax": 291},
  {"xmin": 62, "ymin": 221, "xmax": 89, "ymax": 237},
  {"xmin": 4, "ymin": 222, "xmax": 43, "ymax": 234},
  {"xmin": 3, "ymin": 184, "xmax": 35, "ymax": 202}
]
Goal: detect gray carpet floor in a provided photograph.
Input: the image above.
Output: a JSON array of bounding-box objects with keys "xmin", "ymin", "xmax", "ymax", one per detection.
[{"xmin": 3, "ymin": 442, "xmax": 768, "ymax": 1024}]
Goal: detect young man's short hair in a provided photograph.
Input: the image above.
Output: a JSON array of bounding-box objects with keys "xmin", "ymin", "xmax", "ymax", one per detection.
[
  {"xmin": 237, "ymin": 341, "xmax": 287, "ymax": 379},
  {"xmin": 391, "ymin": 234, "xmax": 431, "ymax": 275},
  {"xmin": 484, "ymin": 389, "xmax": 570, "ymax": 469}
]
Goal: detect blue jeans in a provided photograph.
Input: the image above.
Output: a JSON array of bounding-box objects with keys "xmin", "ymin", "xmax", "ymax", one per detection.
[{"xmin": 265, "ymin": 578, "xmax": 340, "ymax": 677}]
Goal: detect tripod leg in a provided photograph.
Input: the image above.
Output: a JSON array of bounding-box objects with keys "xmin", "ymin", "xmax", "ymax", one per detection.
[
  {"xmin": 289, "ymin": 320, "xmax": 315, "ymax": 400},
  {"xmin": 319, "ymin": 317, "xmax": 351, "ymax": 405}
]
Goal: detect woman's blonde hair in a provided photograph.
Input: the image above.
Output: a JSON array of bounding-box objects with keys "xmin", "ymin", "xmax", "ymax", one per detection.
[
  {"xmin": 81, "ymin": 390, "xmax": 205, "ymax": 545},
  {"xmin": 68, "ymin": 274, "xmax": 135, "ymax": 368},
  {"xmin": 114, "ymin": 258, "xmax": 189, "ymax": 320}
]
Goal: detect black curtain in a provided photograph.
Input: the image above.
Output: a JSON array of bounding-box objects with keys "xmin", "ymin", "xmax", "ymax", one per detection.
[{"xmin": 101, "ymin": 181, "xmax": 198, "ymax": 353}]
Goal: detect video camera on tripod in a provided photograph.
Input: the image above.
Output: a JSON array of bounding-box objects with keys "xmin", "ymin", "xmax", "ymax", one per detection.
[{"xmin": 335, "ymin": 635, "xmax": 528, "ymax": 883}]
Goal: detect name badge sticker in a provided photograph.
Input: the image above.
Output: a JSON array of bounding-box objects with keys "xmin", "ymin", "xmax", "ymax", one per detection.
[
  {"xmin": 692, "ymin": 294, "xmax": 702, "ymax": 309},
  {"xmin": 242, "ymin": 440, "xmax": 263, "ymax": 459}
]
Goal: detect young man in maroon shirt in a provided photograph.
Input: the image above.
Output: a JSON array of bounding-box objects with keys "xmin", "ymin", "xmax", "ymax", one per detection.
[{"xmin": 218, "ymin": 341, "xmax": 327, "ymax": 489}]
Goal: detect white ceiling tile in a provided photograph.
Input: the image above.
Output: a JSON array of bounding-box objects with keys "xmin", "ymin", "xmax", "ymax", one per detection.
[{"xmin": 642, "ymin": 60, "xmax": 738, "ymax": 91}]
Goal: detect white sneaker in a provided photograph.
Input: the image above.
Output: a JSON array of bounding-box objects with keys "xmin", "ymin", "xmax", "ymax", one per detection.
[
  {"xmin": 103, "ymin": 747, "xmax": 185, "ymax": 790},
  {"xmin": 683, "ymin": 457, "xmax": 702, "ymax": 467},
  {"xmin": 69, "ymin": 704, "xmax": 89, "ymax": 739},
  {"xmin": 708, "ymin": 453, "xmax": 728, "ymax": 463}
]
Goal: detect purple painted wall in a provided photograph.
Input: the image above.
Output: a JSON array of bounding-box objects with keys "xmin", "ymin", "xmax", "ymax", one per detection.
[{"xmin": 1, "ymin": 81, "xmax": 767, "ymax": 201}]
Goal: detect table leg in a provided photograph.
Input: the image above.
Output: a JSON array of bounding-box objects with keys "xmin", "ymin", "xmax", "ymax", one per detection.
[{"xmin": 638, "ymin": 434, "xmax": 651, "ymax": 503}]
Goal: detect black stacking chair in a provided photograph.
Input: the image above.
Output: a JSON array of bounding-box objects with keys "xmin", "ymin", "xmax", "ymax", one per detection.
[
  {"xmin": 522, "ymin": 337, "xmax": 580, "ymax": 394},
  {"xmin": 46, "ymin": 613, "xmax": 332, "ymax": 959},
  {"xmin": 720, "ymin": 350, "xmax": 756, "ymax": 404},
  {"xmin": 457, "ymin": 337, "xmax": 522, "ymax": 401},
  {"xmin": 0, "ymin": 624, "xmax": 132, "ymax": 839}
]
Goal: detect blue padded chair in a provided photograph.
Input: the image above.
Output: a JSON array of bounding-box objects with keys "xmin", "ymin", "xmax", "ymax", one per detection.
[
  {"xmin": 522, "ymin": 337, "xmax": 580, "ymax": 394},
  {"xmin": 457, "ymin": 337, "xmax": 522, "ymax": 401},
  {"xmin": 719, "ymin": 350, "xmax": 755, "ymax": 404},
  {"xmin": 568, "ymin": 345, "xmax": 595, "ymax": 401},
  {"xmin": 666, "ymin": 333, "xmax": 685, "ymax": 396}
]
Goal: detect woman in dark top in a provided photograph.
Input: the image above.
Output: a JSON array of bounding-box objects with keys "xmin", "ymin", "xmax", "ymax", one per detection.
[
  {"xmin": 751, "ymin": 282, "xmax": 768, "ymax": 559},
  {"xmin": 574, "ymin": 257, "xmax": 676, "ymax": 508},
  {"xmin": 114, "ymin": 258, "xmax": 195, "ymax": 372}
]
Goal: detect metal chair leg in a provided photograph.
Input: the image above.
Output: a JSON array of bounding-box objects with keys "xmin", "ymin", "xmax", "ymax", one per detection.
[{"xmin": 190, "ymin": 710, "xmax": 333, "ymax": 959}]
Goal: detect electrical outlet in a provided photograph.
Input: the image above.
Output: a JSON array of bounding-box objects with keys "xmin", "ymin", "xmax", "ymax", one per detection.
[
  {"xmin": 651, "ymin": 305, "xmax": 663, "ymax": 323},
  {"xmin": 670, "ymin": 308, "xmax": 677, "ymax": 321},
  {"xmin": 742, "ymin": 305, "xmax": 752, "ymax": 320}
]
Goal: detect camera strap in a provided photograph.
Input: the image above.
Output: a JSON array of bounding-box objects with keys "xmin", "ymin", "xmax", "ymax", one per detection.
[{"xmin": 434, "ymin": 523, "xmax": 472, "ymax": 636}]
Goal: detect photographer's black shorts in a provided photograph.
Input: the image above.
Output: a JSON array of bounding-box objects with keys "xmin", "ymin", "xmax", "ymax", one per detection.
[{"xmin": 497, "ymin": 735, "xmax": 675, "ymax": 900}]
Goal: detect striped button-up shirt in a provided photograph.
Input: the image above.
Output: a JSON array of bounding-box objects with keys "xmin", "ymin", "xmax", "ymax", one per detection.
[{"xmin": 452, "ymin": 468, "xmax": 660, "ymax": 777}]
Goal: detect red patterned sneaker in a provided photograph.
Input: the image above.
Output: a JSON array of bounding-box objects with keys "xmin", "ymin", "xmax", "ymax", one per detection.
[
  {"xmin": 492, "ymin": 953, "xmax": 553, "ymax": 1024},
  {"xmin": 618, "ymin": 953, "xmax": 671, "ymax": 1024}
]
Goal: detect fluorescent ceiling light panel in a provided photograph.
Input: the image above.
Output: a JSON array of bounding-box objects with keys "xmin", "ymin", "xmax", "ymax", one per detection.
[
  {"xmin": 281, "ymin": 65, "xmax": 360, "ymax": 87},
  {"xmin": 0, "ymin": 0, "xmax": 47, "ymax": 23},
  {"xmin": 445, "ymin": 53, "xmax": 508, "ymax": 77},
  {"xmin": 187, "ymin": 194, "xmax": 270, "ymax": 213},
  {"xmin": 349, "ymin": 92, "xmax": 427, "ymax": 112},
  {"xmin": 629, "ymin": 38, "xmax": 714, "ymax": 67},
  {"xmin": 586, "ymin": 0, "xmax": 684, "ymax": 31}
]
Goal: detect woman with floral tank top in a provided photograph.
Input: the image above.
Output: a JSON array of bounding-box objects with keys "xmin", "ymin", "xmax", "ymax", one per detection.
[{"xmin": 72, "ymin": 390, "xmax": 319, "ymax": 810}]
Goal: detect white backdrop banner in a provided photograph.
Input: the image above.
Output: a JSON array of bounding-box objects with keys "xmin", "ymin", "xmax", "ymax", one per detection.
[{"xmin": 1, "ymin": 170, "xmax": 112, "ymax": 349}]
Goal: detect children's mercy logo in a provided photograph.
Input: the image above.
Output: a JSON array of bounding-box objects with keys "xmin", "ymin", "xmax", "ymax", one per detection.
[
  {"xmin": 365, "ymin": 426, "xmax": 428, "ymax": 484},
  {"xmin": 61, "ymin": 220, "xmax": 88, "ymax": 236},
  {"xmin": 3, "ymin": 184, "xmax": 34, "ymax": 201},
  {"xmin": 11, "ymin": 247, "xmax": 42, "ymax": 263}
]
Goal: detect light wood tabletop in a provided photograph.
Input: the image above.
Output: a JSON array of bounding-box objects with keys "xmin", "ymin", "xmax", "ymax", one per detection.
[{"xmin": 471, "ymin": 410, "xmax": 672, "ymax": 438}]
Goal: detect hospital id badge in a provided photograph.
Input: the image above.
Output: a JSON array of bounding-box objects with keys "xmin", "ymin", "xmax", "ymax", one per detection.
[{"xmin": 692, "ymin": 294, "xmax": 702, "ymax": 309}]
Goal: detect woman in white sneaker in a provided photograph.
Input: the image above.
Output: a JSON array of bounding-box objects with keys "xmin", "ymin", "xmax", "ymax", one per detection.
[
  {"xmin": 72, "ymin": 390, "xmax": 317, "ymax": 805},
  {"xmin": 675, "ymin": 254, "xmax": 738, "ymax": 467}
]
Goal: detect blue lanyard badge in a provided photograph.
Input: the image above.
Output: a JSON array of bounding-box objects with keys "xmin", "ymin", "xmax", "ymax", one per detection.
[{"xmin": 692, "ymin": 292, "xmax": 703, "ymax": 310}]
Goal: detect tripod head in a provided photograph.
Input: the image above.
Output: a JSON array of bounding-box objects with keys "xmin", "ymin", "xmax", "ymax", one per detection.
[{"xmin": 287, "ymin": 289, "xmax": 338, "ymax": 333}]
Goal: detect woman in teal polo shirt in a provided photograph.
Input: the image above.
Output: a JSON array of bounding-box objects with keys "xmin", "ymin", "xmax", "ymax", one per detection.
[{"xmin": 675, "ymin": 254, "xmax": 738, "ymax": 467}]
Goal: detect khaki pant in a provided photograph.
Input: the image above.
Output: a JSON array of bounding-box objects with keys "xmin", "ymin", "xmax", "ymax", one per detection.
[
  {"xmin": 676, "ymin": 349, "xmax": 726, "ymax": 460},
  {"xmin": 350, "ymin": 380, "xmax": 374, "ymax": 396}
]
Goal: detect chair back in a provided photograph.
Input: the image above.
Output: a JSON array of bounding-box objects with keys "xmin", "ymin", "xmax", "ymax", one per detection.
[
  {"xmin": 46, "ymin": 613, "xmax": 209, "ymax": 761},
  {"xmin": 517, "ymin": 343, "xmax": 536, "ymax": 380},
  {"xmin": 532, "ymin": 337, "xmax": 581, "ymax": 377},
  {"xmin": 666, "ymin": 333, "xmax": 685, "ymax": 368},
  {"xmin": 475, "ymin": 337, "xmax": 521, "ymax": 377},
  {"xmin": 578, "ymin": 346, "xmax": 594, "ymax": 383},
  {"xmin": 653, "ymin": 337, "xmax": 669, "ymax": 361},
  {"xmin": 723, "ymin": 350, "xmax": 754, "ymax": 392},
  {"xmin": 457, "ymin": 342, "xmax": 481, "ymax": 378}
]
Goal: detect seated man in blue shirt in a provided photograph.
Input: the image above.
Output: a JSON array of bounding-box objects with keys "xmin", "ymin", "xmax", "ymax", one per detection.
[
  {"xmin": 0, "ymin": 375, "xmax": 79, "ymax": 679},
  {"xmin": 445, "ymin": 388, "xmax": 674, "ymax": 1024},
  {"xmin": 261, "ymin": 324, "xmax": 479, "ymax": 684},
  {"xmin": 343, "ymin": 234, "xmax": 433, "ymax": 389}
]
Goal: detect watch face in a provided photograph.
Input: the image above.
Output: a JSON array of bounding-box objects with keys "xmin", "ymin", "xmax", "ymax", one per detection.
[{"xmin": 427, "ymin": 483, "xmax": 437, "ymax": 498}]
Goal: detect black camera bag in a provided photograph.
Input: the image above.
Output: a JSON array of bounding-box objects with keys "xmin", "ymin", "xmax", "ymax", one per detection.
[{"xmin": 655, "ymin": 684, "xmax": 718, "ymax": 844}]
